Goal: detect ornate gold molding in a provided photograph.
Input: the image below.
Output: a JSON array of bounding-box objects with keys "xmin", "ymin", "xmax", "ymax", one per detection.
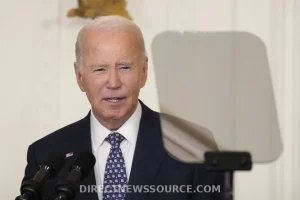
[{"xmin": 67, "ymin": 0, "xmax": 132, "ymax": 20}]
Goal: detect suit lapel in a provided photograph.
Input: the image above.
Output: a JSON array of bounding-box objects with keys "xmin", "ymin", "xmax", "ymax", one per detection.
[
  {"xmin": 126, "ymin": 101, "xmax": 166, "ymax": 200},
  {"xmin": 70, "ymin": 112, "xmax": 99, "ymax": 200}
]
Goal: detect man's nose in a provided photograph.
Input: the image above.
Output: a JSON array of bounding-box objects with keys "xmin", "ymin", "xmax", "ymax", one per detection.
[{"xmin": 107, "ymin": 69, "xmax": 121, "ymax": 89}]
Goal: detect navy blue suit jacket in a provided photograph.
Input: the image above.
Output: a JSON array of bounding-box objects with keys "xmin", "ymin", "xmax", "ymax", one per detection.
[{"xmin": 20, "ymin": 100, "xmax": 224, "ymax": 200}]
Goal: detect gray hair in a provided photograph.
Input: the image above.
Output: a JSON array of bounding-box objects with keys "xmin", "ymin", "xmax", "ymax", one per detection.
[{"xmin": 75, "ymin": 15, "xmax": 147, "ymax": 71}]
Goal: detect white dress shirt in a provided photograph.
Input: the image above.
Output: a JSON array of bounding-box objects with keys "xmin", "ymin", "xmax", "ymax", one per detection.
[{"xmin": 90, "ymin": 102, "xmax": 142, "ymax": 200}]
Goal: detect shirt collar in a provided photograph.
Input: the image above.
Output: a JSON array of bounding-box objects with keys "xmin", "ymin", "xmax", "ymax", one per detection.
[{"xmin": 90, "ymin": 102, "xmax": 142, "ymax": 151}]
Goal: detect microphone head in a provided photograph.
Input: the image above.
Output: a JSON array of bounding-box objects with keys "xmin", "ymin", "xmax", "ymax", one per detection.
[
  {"xmin": 39, "ymin": 152, "xmax": 65, "ymax": 177},
  {"xmin": 70, "ymin": 152, "xmax": 96, "ymax": 179}
]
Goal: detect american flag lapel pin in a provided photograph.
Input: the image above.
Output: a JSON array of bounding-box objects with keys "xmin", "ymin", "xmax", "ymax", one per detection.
[{"xmin": 66, "ymin": 152, "xmax": 73, "ymax": 158}]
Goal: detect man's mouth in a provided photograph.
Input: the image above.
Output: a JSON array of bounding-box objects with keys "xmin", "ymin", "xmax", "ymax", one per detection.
[{"xmin": 104, "ymin": 97, "xmax": 125, "ymax": 103}]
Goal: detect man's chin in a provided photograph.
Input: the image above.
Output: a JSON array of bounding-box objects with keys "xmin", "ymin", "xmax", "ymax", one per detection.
[
  {"xmin": 104, "ymin": 110, "xmax": 125, "ymax": 120},
  {"xmin": 105, "ymin": 115, "xmax": 122, "ymax": 121}
]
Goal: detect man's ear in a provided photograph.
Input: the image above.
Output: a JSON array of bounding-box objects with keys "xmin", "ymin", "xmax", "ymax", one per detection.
[
  {"xmin": 74, "ymin": 62, "xmax": 85, "ymax": 92},
  {"xmin": 140, "ymin": 56, "xmax": 148, "ymax": 88}
]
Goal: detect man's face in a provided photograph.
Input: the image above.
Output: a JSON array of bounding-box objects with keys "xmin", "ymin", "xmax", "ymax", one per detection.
[{"xmin": 75, "ymin": 30, "xmax": 148, "ymax": 126}]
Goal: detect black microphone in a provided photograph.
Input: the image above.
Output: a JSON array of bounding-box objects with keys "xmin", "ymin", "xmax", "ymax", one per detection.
[
  {"xmin": 54, "ymin": 152, "xmax": 96, "ymax": 200},
  {"xmin": 20, "ymin": 152, "xmax": 65, "ymax": 200}
]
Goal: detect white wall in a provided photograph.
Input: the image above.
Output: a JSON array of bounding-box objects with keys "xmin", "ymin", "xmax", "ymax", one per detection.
[{"xmin": 0, "ymin": 0, "xmax": 299, "ymax": 199}]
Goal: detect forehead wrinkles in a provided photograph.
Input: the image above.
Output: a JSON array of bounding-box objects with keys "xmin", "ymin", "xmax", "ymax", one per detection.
[
  {"xmin": 84, "ymin": 45, "xmax": 134, "ymax": 63},
  {"xmin": 83, "ymin": 33, "xmax": 140, "ymax": 61}
]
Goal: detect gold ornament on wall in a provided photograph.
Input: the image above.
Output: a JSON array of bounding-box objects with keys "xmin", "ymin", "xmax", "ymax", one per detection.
[{"xmin": 67, "ymin": 0, "xmax": 132, "ymax": 20}]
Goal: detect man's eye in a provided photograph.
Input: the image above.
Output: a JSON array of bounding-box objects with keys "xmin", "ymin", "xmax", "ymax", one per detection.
[
  {"xmin": 119, "ymin": 65, "xmax": 131, "ymax": 71},
  {"xmin": 95, "ymin": 68, "xmax": 106, "ymax": 72}
]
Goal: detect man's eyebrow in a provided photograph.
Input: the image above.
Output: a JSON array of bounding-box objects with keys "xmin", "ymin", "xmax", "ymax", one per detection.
[
  {"xmin": 91, "ymin": 64, "xmax": 108, "ymax": 68},
  {"xmin": 116, "ymin": 61, "xmax": 133, "ymax": 65}
]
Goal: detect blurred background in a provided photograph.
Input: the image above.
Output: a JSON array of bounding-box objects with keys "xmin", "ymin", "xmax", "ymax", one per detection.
[{"xmin": 0, "ymin": 0, "xmax": 299, "ymax": 199}]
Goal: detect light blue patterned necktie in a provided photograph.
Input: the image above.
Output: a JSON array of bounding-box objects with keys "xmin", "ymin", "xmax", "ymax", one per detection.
[{"xmin": 103, "ymin": 132, "xmax": 127, "ymax": 200}]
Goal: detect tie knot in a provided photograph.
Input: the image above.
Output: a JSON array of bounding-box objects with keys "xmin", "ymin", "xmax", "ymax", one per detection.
[{"xmin": 105, "ymin": 132, "xmax": 125, "ymax": 148}]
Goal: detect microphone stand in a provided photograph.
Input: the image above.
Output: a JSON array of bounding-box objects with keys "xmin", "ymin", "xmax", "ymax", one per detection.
[{"xmin": 204, "ymin": 151, "xmax": 252, "ymax": 200}]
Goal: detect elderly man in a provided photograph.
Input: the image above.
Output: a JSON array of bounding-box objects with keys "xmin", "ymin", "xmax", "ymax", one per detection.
[{"xmin": 19, "ymin": 16, "xmax": 223, "ymax": 200}]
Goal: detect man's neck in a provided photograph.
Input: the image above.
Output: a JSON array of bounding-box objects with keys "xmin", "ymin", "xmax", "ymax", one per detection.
[{"xmin": 97, "ymin": 118, "xmax": 127, "ymax": 131}]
